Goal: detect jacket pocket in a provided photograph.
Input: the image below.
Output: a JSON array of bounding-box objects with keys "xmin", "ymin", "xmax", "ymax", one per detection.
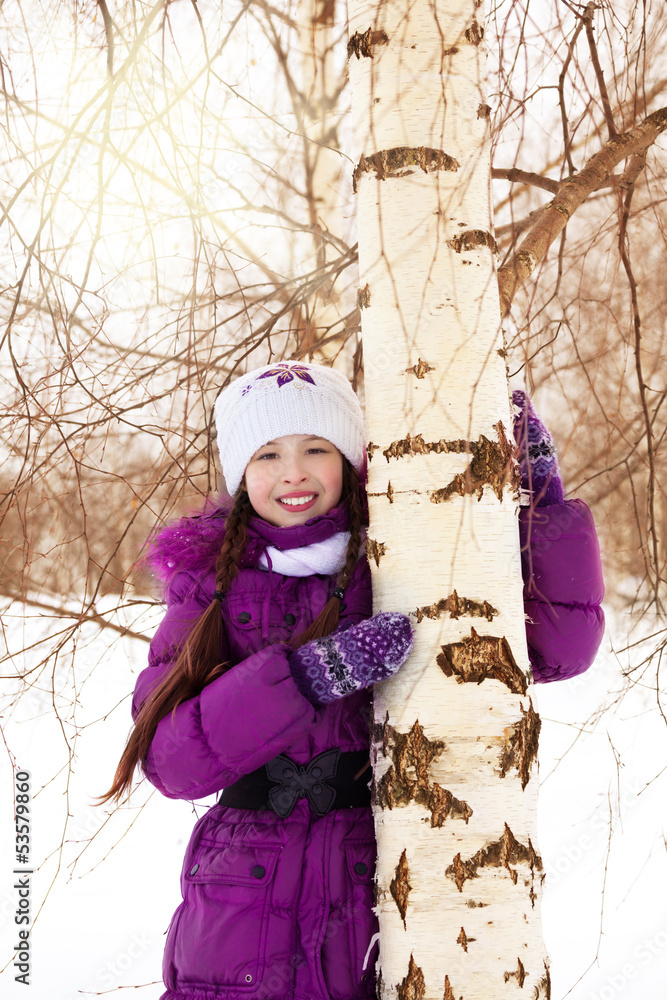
[
  {"xmin": 164, "ymin": 841, "xmax": 282, "ymax": 994},
  {"xmin": 344, "ymin": 839, "xmax": 376, "ymax": 886},
  {"xmin": 321, "ymin": 839, "xmax": 378, "ymax": 1000}
]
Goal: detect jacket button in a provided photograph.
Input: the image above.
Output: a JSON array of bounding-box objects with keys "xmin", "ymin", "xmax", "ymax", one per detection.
[
  {"xmin": 284, "ymin": 613, "xmax": 296, "ymax": 626},
  {"xmin": 355, "ymin": 862, "xmax": 368, "ymax": 876},
  {"xmin": 252, "ymin": 865, "xmax": 265, "ymax": 879},
  {"xmin": 190, "ymin": 864, "xmax": 199, "ymax": 876},
  {"xmin": 311, "ymin": 766, "xmax": 322, "ymax": 778},
  {"xmin": 245, "ymin": 974, "xmax": 253, "ymax": 983},
  {"xmin": 312, "ymin": 783, "xmax": 323, "ymax": 794},
  {"xmin": 238, "ymin": 611, "xmax": 251, "ymax": 623}
]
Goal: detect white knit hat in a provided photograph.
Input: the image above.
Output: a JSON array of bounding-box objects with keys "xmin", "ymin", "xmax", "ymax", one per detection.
[{"xmin": 214, "ymin": 362, "xmax": 366, "ymax": 495}]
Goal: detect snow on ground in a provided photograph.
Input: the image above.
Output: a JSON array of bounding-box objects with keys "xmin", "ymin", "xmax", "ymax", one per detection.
[
  {"xmin": 536, "ymin": 611, "xmax": 667, "ymax": 1000},
  {"xmin": 0, "ymin": 599, "xmax": 205, "ymax": 1000},
  {"xmin": 1, "ymin": 601, "xmax": 666, "ymax": 1000}
]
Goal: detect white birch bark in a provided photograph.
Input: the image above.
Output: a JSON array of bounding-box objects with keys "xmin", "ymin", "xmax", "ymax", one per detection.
[{"xmin": 346, "ymin": 1, "xmax": 549, "ymax": 997}]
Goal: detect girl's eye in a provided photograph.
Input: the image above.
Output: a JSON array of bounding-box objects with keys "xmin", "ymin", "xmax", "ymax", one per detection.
[
  {"xmin": 258, "ymin": 452, "xmax": 278, "ymax": 460},
  {"xmin": 307, "ymin": 447, "xmax": 326, "ymax": 454}
]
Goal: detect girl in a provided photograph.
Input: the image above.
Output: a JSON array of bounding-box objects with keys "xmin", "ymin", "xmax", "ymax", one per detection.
[{"xmin": 105, "ymin": 362, "xmax": 604, "ymax": 1000}]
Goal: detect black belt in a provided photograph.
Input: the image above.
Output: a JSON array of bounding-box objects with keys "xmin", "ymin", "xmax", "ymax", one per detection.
[{"xmin": 218, "ymin": 749, "xmax": 371, "ymax": 818}]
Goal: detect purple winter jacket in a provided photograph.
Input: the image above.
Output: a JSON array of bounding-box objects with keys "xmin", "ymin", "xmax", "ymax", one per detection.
[{"xmin": 133, "ymin": 497, "xmax": 604, "ymax": 1000}]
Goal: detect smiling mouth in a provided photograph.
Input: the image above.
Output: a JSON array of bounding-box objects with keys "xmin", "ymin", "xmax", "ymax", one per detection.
[{"xmin": 277, "ymin": 494, "xmax": 317, "ymax": 507}]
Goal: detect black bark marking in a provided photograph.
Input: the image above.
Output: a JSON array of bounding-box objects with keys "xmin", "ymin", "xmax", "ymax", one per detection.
[
  {"xmin": 504, "ymin": 958, "xmax": 527, "ymax": 987},
  {"xmin": 383, "ymin": 433, "xmax": 471, "ymax": 461},
  {"xmin": 465, "ymin": 18, "xmax": 484, "ymax": 45},
  {"xmin": 437, "ymin": 627, "xmax": 528, "ymax": 695},
  {"xmin": 533, "ymin": 963, "xmax": 551, "ymax": 998},
  {"xmin": 446, "ymin": 823, "xmax": 542, "ymax": 893},
  {"xmin": 443, "ymin": 976, "xmax": 462, "ymax": 1000},
  {"xmin": 368, "ymin": 480, "xmax": 394, "ymax": 503},
  {"xmin": 428, "ymin": 783, "xmax": 473, "ymax": 827},
  {"xmin": 456, "ymin": 927, "xmax": 468, "ymax": 952},
  {"xmin": 499, "ymin": 698, "xmax": 541, "ymax": 788},
  {"xmin": 347, "ymin": 27, "xmax": 389, "ymax": 59},
  {"xmin": 353, "ymin": 146, "xmax": 459, "ymax": 192},
  {"xmin": 369, "ymin": 712, "xmax": 387, "ymax": 748},
  {"xmin": 428, "ymin": 422, "xmax": 519, "ymax": 502},
  {"xmin": 397, "ymin": 953, "xmax": 425, "ymax": 1000},
  {"xmin": 529, "ymin": 878, "xmax": 539, "ymax": 909},
  {"xmin": 367, "ymin": 441, "xmax": 380, "ymax": 462},
  {"xmin": 443, "ymin": 46, "xmax": 459, "ymax": 56},
  {"xmin": 366, "ymin": 538, "xmax": 387, "ymax": 566},
  {"xmin": 405, "ymin": 358, "xmax": 435, "ymax": 379},
  {"xmin": 357, "ymin": 283, "xmax": 371, "ymax": 309},
  {"xmin": 390, "ymin": 849, "xmax": 412, "ymax": 928},
  {"xmin": 415, "ymin": 590, "xmax": 498, "ymax": 623},
  {"xmin": 477, "ymin": 103, "xmax": 491, "ymax": 119},
  {"xmin": 447, "ymin": 229, "xmax": 498, "ymax": 254},
  {"xmin": 376, "ymin": 720, "xmax": 445, "ymax": 792},
  {"xmin": 374, "ymin": 721, "xmax": 471, "ymax": 827}
]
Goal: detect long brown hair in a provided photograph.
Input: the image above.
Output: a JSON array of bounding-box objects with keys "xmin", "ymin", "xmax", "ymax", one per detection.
[{"xmin": 99, "ymin": 459, "xmax": 365, "ymax": 803}]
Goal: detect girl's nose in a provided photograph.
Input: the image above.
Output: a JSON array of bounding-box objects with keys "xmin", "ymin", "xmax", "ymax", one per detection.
[{"xmin": 282, "ymin": 459, "xmax": 308, "ymax": 483}]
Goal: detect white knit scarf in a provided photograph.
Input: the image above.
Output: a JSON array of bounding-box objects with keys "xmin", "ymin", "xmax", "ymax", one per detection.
[{"xmin": 258, "ymin": 532, "xmax": 351, "ymax": 577}]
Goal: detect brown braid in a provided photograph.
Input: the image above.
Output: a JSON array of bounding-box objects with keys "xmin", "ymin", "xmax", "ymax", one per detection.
[
  {"xmin": 291, "ymin": 460, "xmax": 366, "ymax": 648},
  {"xmin": 337, "ymin": 467, "xmax": 365, "ymax": 592},
  {"xmin": 100, "ymin": 465, "xmax": 365, "ymax": 802},
  {"xmin": 98, "ymin": 489, "xmax": 253, "ymax": 803},
  {"xmin": 213, "ymin": 490, "xmax": 253, "ymax": 599}
]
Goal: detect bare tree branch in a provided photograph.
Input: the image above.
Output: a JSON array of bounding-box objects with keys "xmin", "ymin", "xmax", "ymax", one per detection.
[
  {"xmin": 492, "ymin": 167, "xmax": 559, "ymax": 194},
  {"xmin": 498, "ymin": 106, "xmax": 667, "ymax": 316},
  {"xmin": 584, "ymin": 1, "xmax": 617, "ymax": 139}
]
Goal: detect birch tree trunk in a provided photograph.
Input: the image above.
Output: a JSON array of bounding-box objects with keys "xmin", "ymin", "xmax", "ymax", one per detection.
[{"xmin": 346, "ymin": 1, "xmax": 549, "ymax": 996}]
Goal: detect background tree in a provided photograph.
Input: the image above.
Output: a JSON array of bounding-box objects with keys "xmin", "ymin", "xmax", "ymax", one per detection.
[{"xmin": 1, "ymin": 1, "xmax": 667, "ymax": 998}]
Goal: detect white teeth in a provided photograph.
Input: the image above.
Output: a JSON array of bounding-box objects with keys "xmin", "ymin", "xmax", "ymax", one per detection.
[{"xmin": 279, "ymin": 495, "xmax": 315, "ymax": 506}]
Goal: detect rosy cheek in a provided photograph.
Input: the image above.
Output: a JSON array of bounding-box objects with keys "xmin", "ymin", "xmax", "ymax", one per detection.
[
  {"xmin": 245, "ymin": 471, "xmax": 268, "ymax": 505},
  {"xmin": 325, "ymin": 471, "xmax": 343, "ymax": 497}
]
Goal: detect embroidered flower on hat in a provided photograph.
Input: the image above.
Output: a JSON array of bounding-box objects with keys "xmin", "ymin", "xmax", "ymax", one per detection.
[{"xmin": 257, "ymin": 363, "xmax": 316, "ymax": 388}]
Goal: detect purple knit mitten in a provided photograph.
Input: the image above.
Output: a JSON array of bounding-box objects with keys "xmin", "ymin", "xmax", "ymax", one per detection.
[
  {"xmin": 512, "ymin": 390, "xmax": 564, "ymax": 506},
  {"xmin": 288, "ymin": 612, "xmax": 414, "ymax": 706}
]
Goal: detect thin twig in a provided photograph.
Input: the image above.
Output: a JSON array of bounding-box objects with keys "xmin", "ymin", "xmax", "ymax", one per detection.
[
  {"xmin": 617, "ymin": 180, "xmax": 663, "ymax": 610},
  {"xmin": 558, "ymin": 7, "xmax": 588, "ymax": 176},
  {"xmin": 584, "ymin": 3, "xmax": 617, "ymax": 138}
]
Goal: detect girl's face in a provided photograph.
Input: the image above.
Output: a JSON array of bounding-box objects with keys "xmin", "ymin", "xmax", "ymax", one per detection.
[{"xmin": 243, "ymin": 434, "xmax": 344, "ymax": 527}]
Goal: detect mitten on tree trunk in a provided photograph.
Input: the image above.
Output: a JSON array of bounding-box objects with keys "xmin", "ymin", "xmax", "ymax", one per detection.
[
  {"xmin": 288, "ymin": 612, "xmax": 414, "ymax": 706},
  {"xmin": 512, "ymin": 389, "xmax": 564, "ymax": 506}
]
